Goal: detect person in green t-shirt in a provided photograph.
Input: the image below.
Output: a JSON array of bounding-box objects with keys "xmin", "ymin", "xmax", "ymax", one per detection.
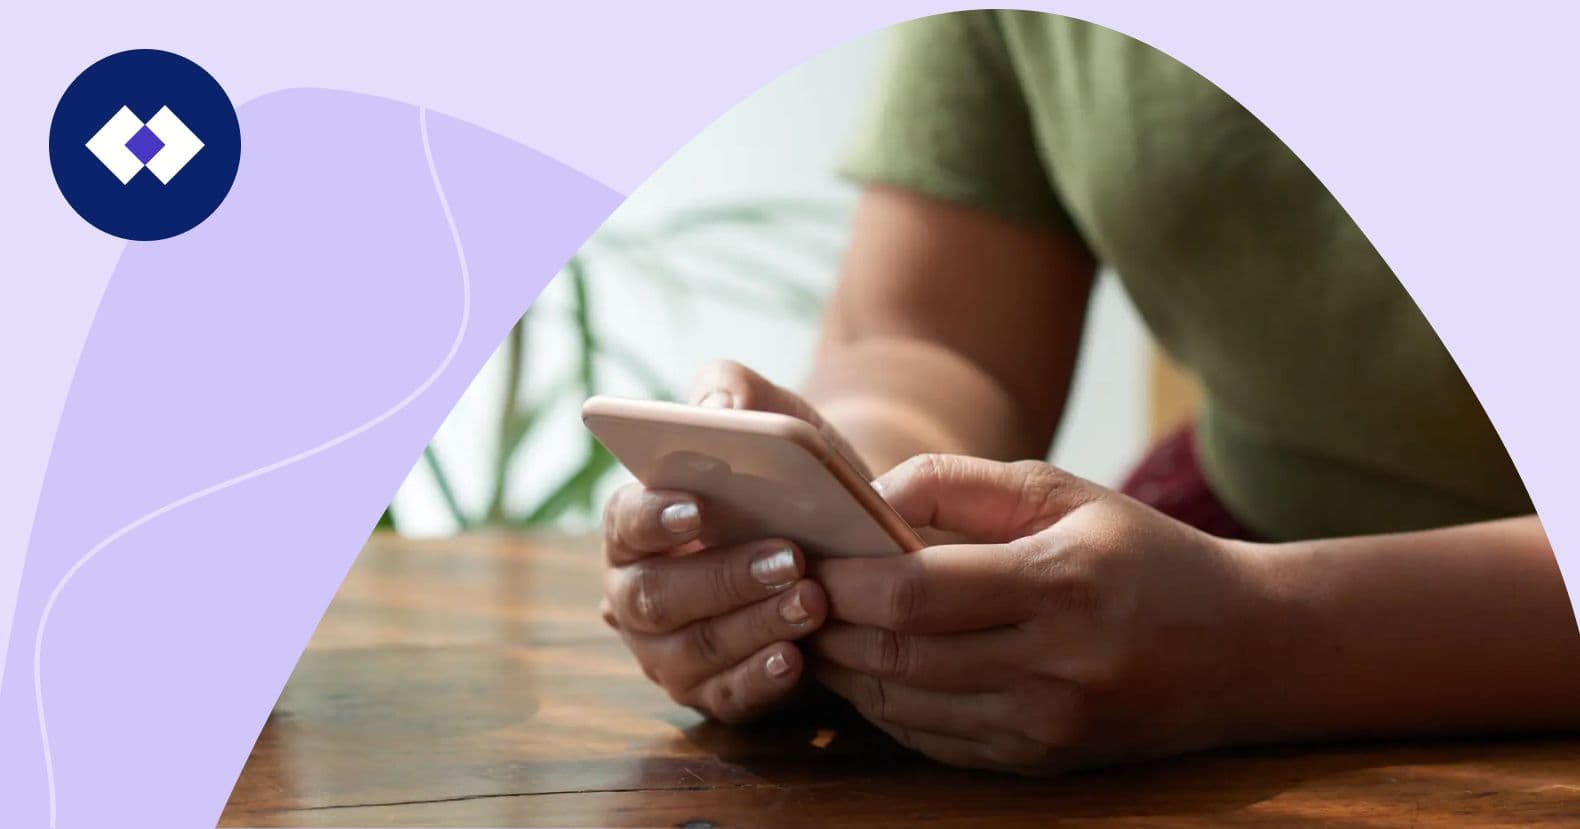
[{"xmin": 595, "ymin": 11, "xmax": 1579, "ymax": 772}]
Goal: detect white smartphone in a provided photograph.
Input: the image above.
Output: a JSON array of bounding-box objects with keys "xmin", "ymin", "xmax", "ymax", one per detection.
[{"xmin": 582, "ymin": 395, "xmax": 923, "ymax": 557}]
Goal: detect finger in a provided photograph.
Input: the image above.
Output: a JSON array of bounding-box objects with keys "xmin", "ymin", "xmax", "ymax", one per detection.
[
  {"xmin": 631, "ymin": 579, "xmax": 827, "ymax": 689},
  {"xmin": 810, "ymin": 623, "xmax": 1018, "ymax": 691},
  {"xmin": 687, "ymin": 359, "xmax": 873, "ymax": 478},
  {"xmin": 875, "ymin": 454, "xmax": 1095, "ymax": 541},
  {"xmin": 607, "ymin": 539, "xmax": 805, "ymax": 633},
  {"xmin": 811, "ymin": 543, "xmax": 1038, "ymax": 632},
  {"xmin": 687, "ymin": 359, "xmax": 822, "ymax": 423},
  {"xmin": 814, "ymin": 662, "xmax": 1016, "ymax": 739},
  {"xmin": 603, "ymin": 484, "xmax": 702, "ymax": 565},
  {"xmin": 685, "ymin": 641, "xmax": 806, "ymax": 724},
  {"xmin": 871, "ymin": 720, "xmax": 1047, "ymax": 773},
  {"xmin": 817, "ymin": 664, "xmax": 1047, "ymax": 770}
]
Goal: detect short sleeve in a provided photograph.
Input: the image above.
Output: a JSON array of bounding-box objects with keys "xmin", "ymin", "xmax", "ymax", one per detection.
[{"xmin": 840, "ymin": 12, "xmax": 1075, "ymax": 232}]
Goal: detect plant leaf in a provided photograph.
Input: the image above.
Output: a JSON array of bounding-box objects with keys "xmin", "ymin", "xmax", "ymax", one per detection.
[
  {"xmin": 485, "ymin": 316, "xmax": 529, "ymax": 523},
  {"xmin": 566, "ymin": 257, "xmax": 597, "ymax": 393},
  {"xmin": 423, "ymin": 444, "xmax": 470, "ymax": 531}
]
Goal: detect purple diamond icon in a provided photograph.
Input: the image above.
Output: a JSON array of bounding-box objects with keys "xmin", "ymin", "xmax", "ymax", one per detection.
[{"xmin": 124, "ymin": 125, "xmax": 164, "ymax": 164}]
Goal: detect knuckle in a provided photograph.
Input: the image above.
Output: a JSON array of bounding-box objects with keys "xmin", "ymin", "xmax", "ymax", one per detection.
[
  {"xmin": 623, "ymin": 565, "xmax": 670, "ymax": 631},
  {"xmin": 871, "ymin": 628, "xmax": 911, "ymax": 679},
  {"xmin": 711, "ymin": 556, "xmax": 748, "ymax": 607},
  {"xmin": 749, "ymin": 596, "xmax": 784, "ymax": 642},
  {"xmin": 913, "ymin": 453, "xmax": 946, "ymax": 486},
  {"xmin": 704, "ymin": 682, "xmax": 742, "ymax": 723},
  {"xmin": 1013, "ymin": 461, "xmax": 1070, "ymax": 515},
  {"xmin": 884, "ymin": 571, "xmax": 926, "ymax": 630},
  {"xmin": 688, "ymin": 617, "xmax": 726, "ymax": 666},
  {"xmin": 889, "ymin": 453, "xmax": 943, "ymax": 495},
  {"xmin": 702, "ymin": 672, "xmax": 760, "ymax": 725},
  {"xmin": 855, "ymin": 673, "xmax": 891, "ymax": 722},
  {"xmin": 605, "ymin": 484, "xmax": 666, "ymax": 554}
]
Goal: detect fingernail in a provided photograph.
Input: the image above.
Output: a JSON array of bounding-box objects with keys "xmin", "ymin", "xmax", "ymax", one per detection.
[
  {"xmin": 698, "ymin": 389, "xmax": 734, "ymax": 409},
  {"xmin": 765, "ymin": 651, "xmax": 791, "ymax": 678},
  {"xmin": 871, "ymin": 479, "xmax": 887, "ymax": 497},
  {"xmin": 659, "ymin": 502, "xmax": 700, "ymax": 534},
  {"xmin": 779, "ymin": 589, "xmax": 809, "ymax": 624},
  {"xmin": 750, "ymin": 547, "xmax": 798, "ymax": 587}
]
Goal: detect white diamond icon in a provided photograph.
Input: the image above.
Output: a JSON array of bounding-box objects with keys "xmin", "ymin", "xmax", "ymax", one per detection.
[
  {"xmin": 84, "ymin": 106, "xmax": 145, "ymax": 184},
  {"xmin": 84, "ymin": 105, "xmax": 204, "ymax": 185},
  {"xmin": 144, "ymin": 106, "xmax": 204, "ymax": 183}
]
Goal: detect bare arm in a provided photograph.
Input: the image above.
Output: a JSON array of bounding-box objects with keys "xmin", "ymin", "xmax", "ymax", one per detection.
[
  {"xmin": 807, "ymin": 458, "xmax": 1579, "ymax": 772},
  {"xmin": 1240, "ymin": 514, "xmax": 1580, "ymax": 741},
  {"xmin": 805, "ymin": 185, "xmax": 1098, "ymax": 473}
]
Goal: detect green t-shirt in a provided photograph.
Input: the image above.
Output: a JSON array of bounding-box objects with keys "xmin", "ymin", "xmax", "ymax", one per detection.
[{"xmin": 841, "ymin": 11, "xmax": 1531, "ymax": 541}]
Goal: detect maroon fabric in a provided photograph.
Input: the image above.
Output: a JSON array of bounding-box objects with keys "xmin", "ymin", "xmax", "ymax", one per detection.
[{"xmin": 1117, "ymin": 425, "xmax": 1257, "ymax": 541}]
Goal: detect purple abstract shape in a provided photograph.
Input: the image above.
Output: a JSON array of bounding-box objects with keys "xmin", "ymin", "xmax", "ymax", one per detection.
[
  {"xmin": 0, "ymin": 89, "xmax": 620, "ymax": 826},
  {"xmin": 124, "ymin": 125, "xmax": 164, "ymax": 165},
  {"xmin": 2, "ymin": 7, "xmax": 1577, "ymax": 829}
]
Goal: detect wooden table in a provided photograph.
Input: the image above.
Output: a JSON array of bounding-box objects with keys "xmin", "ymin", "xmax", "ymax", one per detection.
[{"xmin": 221, "ymin": 533, "xmax": 1580, "ymax": 827}]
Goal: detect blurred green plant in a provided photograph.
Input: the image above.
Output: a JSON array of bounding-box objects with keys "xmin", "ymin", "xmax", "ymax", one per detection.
[{"xmin": 382, "ymin": 197, "xmax": 845, "ymax": 534}]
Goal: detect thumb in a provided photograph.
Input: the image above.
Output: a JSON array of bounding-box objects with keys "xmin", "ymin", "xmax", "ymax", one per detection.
[
  {"xmin": 874, "ymin": 455, "xmax": 1094, "ymax": 542},
  {"xmin": 688, "ymin": 359, "xmax": 817, "ymax": 422},
  {"xmin": 688, "ymin": 359, "xmax": 872, "ymax": 477}
]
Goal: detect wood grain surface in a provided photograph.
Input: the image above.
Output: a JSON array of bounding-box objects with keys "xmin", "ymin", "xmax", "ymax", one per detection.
[{"xmin": 221, "ymin": 533, "xmax": 1580, "ymax": 828}]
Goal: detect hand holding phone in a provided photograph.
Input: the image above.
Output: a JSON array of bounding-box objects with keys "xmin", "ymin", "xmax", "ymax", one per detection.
[
  {"xmin": 583, "ymin": 395, "xmax": 923, "ymax": 557},
  {"xmin": 586, "ymin": 362, "xmax": 916, "ymax": 726}
]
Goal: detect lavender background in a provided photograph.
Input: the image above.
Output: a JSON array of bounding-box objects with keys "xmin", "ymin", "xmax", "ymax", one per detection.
[{"xmin": 1, "ymin": 2, "xmax": 1577, "ymax": 826}]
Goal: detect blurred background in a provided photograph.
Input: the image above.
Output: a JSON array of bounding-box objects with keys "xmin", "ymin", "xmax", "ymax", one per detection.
[{"xmin": 385, "ymin": 30, "xmax": 1156, "ymax": 537}]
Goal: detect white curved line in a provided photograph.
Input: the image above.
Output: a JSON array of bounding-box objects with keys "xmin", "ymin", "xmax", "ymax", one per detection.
[{"xmin": 33, "ymin": 105, "xmax": 472, "ymax": 827}]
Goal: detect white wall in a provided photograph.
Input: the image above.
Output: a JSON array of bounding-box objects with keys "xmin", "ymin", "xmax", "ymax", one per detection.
[{"xmin": 392, "ymin": 30, "xmax": 1150, "ymax": 535}]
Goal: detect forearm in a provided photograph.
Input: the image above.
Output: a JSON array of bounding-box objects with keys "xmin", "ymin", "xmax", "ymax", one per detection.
[
  {"xmin": 803, "ymin": 335, "xmax": 1047, "ymax": 474},
  {"xmin": 798, "ymin": 187, "xmax": 1094, "ymax": 475},
  {"xmin": 1236, "ymin": 515, "xmax": 1580, "ymax": 742}
]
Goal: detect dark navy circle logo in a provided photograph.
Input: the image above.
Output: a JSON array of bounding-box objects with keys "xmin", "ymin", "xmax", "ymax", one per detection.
[{"xmin": 49, "ymin": 50, "xmax": 241, "ymax": 241}]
